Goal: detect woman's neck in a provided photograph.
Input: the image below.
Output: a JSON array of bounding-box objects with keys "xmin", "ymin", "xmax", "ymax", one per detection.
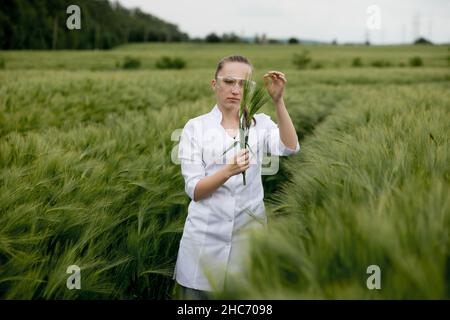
[{"xmin": 218, "ymin": 104, "xmax": 239, "ymax": 127}]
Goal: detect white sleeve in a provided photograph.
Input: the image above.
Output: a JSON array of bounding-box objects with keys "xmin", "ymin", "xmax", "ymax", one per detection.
[
  {"xmin": 178, "ymin": 120, "xmax": 205, "ymax": 201},
  {"xmin": 263, "ymin": 114, "xmax": 300, "ymax": 156}
]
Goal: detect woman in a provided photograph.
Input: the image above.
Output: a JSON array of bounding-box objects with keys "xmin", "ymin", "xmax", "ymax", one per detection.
[{"xmin": 173, "ymin": 55, "xmax": 300, "ymax": 300}]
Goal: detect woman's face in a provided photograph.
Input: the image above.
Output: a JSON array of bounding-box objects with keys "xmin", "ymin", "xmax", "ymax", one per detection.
[{"xmin": 212, "ymin": 62, "xmax": 252, "ymax": 113}]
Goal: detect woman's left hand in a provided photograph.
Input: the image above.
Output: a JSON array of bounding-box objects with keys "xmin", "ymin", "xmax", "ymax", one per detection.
[{"xmin": 263, "ymin": 71, "xmax": 287, "ymax": 103}]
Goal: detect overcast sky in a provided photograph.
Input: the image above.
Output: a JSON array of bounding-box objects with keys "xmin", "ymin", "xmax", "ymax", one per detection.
[{"xmin": 117, "ymin": 0, "xmax": 450, "ymax": 44}]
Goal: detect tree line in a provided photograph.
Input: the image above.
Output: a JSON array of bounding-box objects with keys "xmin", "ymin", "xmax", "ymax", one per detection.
[{"xmin": 0, "ymin": 0, "xmax": 189, "ymax": 49}]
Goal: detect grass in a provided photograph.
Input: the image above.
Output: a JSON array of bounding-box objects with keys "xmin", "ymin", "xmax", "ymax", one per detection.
[
  {"xmin": 0, "ymin": 43, "xmax": 449, "ymax": 299},
  {"xmin": 1, "ymin": 43, "xmax": 449, "ymax": 70}
]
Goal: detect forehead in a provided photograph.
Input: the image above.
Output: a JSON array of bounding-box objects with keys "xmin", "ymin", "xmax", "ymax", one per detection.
[{"xmin": 218, "ymin": 62, "xmax": 252, "ymax": 78}]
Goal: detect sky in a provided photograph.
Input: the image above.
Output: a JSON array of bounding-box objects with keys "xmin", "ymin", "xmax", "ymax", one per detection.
[{"xmin": 117, "ymin": 0, "xmax": 450, "ymax": 44}]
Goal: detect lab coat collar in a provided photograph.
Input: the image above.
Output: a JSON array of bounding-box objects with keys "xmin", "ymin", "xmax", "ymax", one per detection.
[
  {"xmin": 210, "ymin": 104, "xmax": 242, "ymax": 141},
  {"xmin": 210, "ymin": 104, "xmax": 240, "ymax": 125},
  {"xmin": 211, "ymin": 104, "xmax": 259, "ymax": 130},
  {"xmin": 210, "ymin": 104, "xmax": 223, "ymax": 124}
]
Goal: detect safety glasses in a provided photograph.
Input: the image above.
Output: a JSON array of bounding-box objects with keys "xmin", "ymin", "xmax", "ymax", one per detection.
[{"xmin": 216, "ymin": 76, "xmax": 256, "ymax": 90}]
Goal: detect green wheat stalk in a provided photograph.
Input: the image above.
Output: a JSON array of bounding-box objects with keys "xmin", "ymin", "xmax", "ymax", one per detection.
[{"xmin": 222, "ymin": 78, "xmax": 270, "ymax": 185}]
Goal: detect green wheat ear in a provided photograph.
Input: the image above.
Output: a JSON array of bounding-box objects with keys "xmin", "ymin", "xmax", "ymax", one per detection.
[
  {"xmin": 221, "ymin": 77, "xmax": 269, "ymax": 185},
  {"xmin": 239, "ymin": 78, "xmax": 270, "ymax": 186}
]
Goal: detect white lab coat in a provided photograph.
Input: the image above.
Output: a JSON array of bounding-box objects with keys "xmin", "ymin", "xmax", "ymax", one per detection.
[{"xmin": 173, "ymin": 104, "xmax": 300, "ymax": 292}]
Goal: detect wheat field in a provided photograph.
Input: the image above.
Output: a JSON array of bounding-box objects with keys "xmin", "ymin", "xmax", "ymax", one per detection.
[{"xmin": 0, "ymin": 44, "xmax": 449, "ymax": 299}]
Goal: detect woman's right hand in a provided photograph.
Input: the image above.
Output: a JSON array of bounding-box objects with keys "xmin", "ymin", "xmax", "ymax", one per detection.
[{"xmin": 223, "ymin": 148, "xmax": 250, "ymax": 178}]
